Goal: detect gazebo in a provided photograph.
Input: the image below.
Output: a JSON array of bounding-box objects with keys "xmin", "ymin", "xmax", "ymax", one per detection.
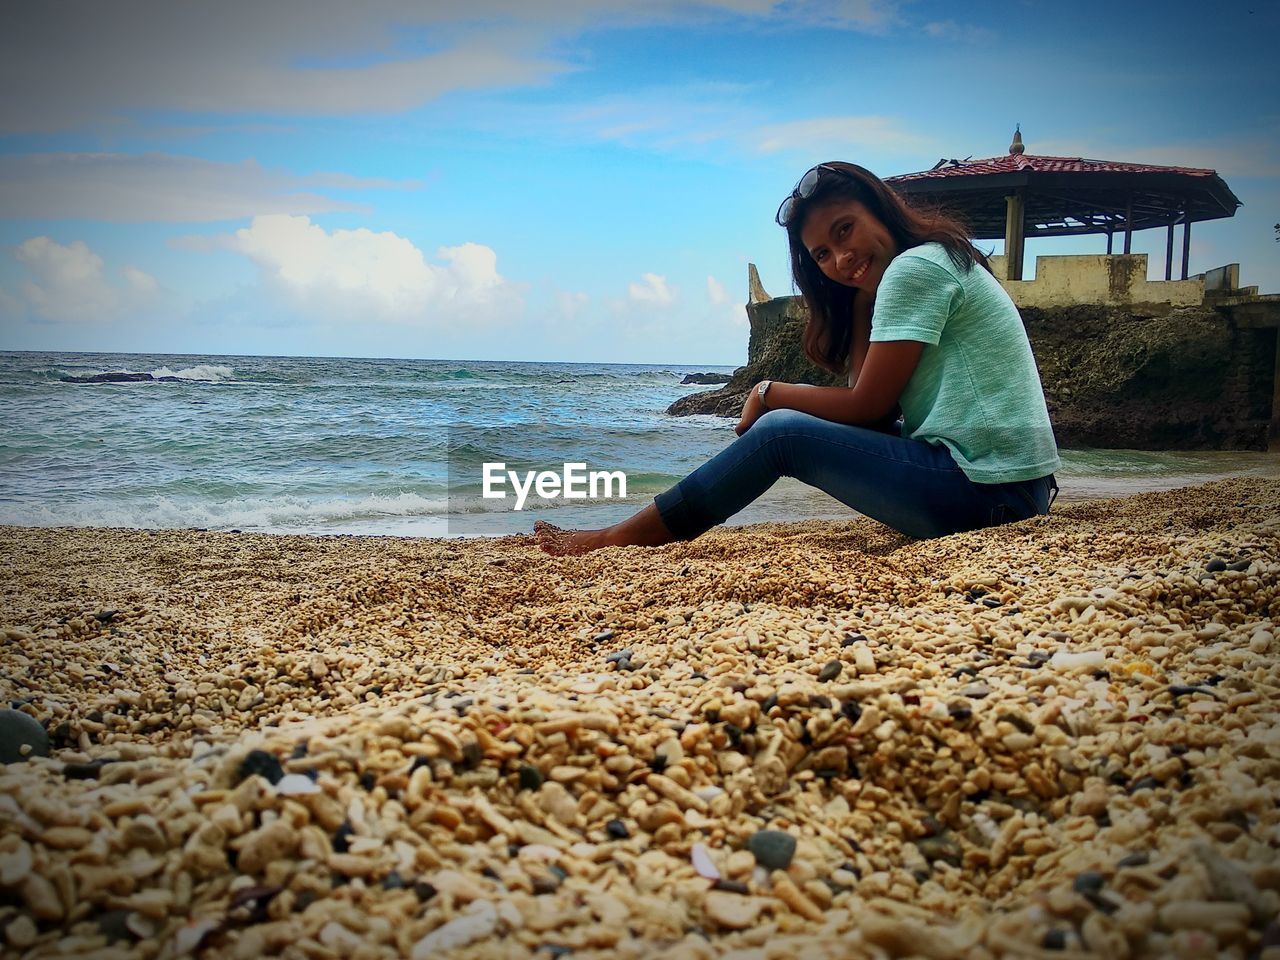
[{"xmin": 886, "ymin": 127, "xmax": 1242, "ymax": 282}]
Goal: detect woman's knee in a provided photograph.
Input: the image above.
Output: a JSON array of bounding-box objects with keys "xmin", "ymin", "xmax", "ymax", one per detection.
[{"xmin": 751, "ymin": 408, "xmax": 818, "ymax": 437}]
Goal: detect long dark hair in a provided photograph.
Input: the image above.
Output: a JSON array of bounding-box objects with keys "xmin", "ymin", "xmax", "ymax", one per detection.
[{"xmin": 784, "ymin": 161, "xmax": 990, "ymax": 376}]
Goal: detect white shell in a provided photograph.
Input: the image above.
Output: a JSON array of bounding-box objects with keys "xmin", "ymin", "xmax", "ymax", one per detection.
[
  {"xmin": 691, "ymin": 842, "xmax": 720, "ymax": 880},
  {"xmin": 275, "ymin": 773, "xmax": 321, "ymax": 795}
]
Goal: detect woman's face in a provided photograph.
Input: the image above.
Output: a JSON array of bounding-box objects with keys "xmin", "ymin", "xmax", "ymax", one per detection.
[{"xmin": 800, "ymin": 198, "xmax": 899, "ymax": 295}]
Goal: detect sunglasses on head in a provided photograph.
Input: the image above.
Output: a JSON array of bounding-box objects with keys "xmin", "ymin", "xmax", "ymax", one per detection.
[{"xmin": 775, "ymin": 163, "xmax": 850, "ymax": 226}]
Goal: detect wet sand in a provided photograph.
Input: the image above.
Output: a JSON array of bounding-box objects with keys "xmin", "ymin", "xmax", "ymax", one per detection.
[{"xmin": 0, "ymin": 476, "xmax": 1277, "ymax": 958}]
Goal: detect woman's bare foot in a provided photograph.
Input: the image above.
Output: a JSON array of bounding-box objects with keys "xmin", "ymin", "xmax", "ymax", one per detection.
[
  {"xmin": 533, "ymin": 503, "xmax": 676, "ymax": 556},
  {"xmin": 533, "ymin": 519, "xmax": 607, "ymax": 556}
]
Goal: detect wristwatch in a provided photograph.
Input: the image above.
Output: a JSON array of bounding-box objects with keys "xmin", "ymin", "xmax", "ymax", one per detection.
[{"xmin": 757, "ymin": 380, "xmax": 772, "ymax": 410}]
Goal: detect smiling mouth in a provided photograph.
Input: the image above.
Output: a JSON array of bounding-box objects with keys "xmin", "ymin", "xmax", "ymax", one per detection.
[{"xmin": 849, "ymin": 257, "xmax": 871, "ymax": 284}]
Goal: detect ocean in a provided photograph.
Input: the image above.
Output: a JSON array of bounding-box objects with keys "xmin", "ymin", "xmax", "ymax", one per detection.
[{"xmin": 2, "ymin": 351, "xmax": 1276, "ymax": 538}]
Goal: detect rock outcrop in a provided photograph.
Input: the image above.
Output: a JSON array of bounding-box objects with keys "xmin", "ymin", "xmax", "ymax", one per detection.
[
  {"xmin": 60, "ymin": 372, "xmax": 181, "ymax": 384},
  {"xmin": 680, "ymin": 373, "xmax": 733, "ymax": 385},
  {"xmin": 669, "ymin": 265, "xmax": 1276, "ymax": 450}
]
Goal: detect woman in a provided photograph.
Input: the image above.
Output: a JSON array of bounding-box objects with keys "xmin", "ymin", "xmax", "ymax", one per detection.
[{"xmin": 535, "ymin": 161, "xmax": 1059, "ymax": 556}]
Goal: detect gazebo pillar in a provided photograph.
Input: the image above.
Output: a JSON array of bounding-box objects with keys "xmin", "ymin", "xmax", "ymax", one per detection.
[
  {"xmin": 1123, "ymin": 194, "xmax": 1133, "ymax": 254},
  {"xmin": 1004, "ymin": 189, "xmax": 1025, "ymax": 281},
  {"xmin": 1181, "ymin": 219, "xmax": 1192, "ymax": 280},
  {"xmin": 1165, "ymin": 221, "xmax": 1175, "ymax": 281}
]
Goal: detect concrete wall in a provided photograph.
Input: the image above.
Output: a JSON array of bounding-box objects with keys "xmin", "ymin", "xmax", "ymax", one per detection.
[
  {"xmin": 989, "ymin": 254, "xmax": 1206, "ymax": 309},
  {"xmin": 1202, "ymin": 263, "xmax": 1240, "ymax": 292}
]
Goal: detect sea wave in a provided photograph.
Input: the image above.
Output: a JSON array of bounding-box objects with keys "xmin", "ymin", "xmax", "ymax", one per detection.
[
  {"xmin": 0, "ymin": 490, "xmax": 449, "ymax": 532},
  {"xmin": 150, "ymin": 364, "xmax": 235, "ymax": 382}
]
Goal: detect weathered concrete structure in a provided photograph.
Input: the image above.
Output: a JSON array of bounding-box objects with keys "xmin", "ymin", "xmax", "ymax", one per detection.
[
  {"xmin": 990, "ymin": 254, "xmax": 1204, "ymax": 309},
  {"xmin": 988, "ymin": 254, "xmax": 1264, "ymax": 311}
]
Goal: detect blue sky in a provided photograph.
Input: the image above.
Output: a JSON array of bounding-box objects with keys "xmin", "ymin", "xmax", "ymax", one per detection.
[{"xmin": 1, "ymin": 0, "xmax": 1276, "ymax": 365}]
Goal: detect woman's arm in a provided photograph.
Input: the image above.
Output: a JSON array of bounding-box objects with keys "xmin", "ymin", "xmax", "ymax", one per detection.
[
  {"xmin": 770, "ymin": 340, "xmax": 923, "ymax": 425},
  {"xmin": 736, "ymin": 339, "xmax": 924, "ymax": 435},
  {"xmin": 847, "ymin": 294, "xmax": 873, "ymax": 387}
]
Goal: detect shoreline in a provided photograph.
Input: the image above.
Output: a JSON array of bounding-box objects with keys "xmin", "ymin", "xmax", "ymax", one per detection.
[
  {"xmin": 3, "ymin": 451, "xmax": 1278, "ymax": 539},
  {"xmin": 1, "ymin": 476, "xmax": 1277, "ymax": 957}
]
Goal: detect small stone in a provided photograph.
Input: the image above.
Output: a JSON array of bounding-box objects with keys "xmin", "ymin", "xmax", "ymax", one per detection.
[
  {"xmin": 96, "ymin": 911, "xmax": 135, "ymax": 947},
  {"xmin": 62, "ymin": 758, "xmax": 114, "ymax": 780},
  {"xmin": 593, "ymin": 629, "xmax": 615, "ymax": 642},
  {"xmin": 1128, "ymin": 776, "xmax": 1158, "ymax": 794},
  {"xmin": 703, "ymin": 890, "xmax": 765, "ymax": 929},
  {"xmin": 5, "ymin": 914, "xmax": 37, "ymax": 948},
  {"xmin": 1205, "ymin": 558, "xmax": 1227, "ymax": 572},
  {"xmin": 1157, "ymin": 899, "xmax": 1249, "ymax": 930},
  {"xmin": 605, "ymin": 819, "xmax": 629, "ymax": 840},
  {"xmin": 173, "ymin": 919, "xmax": 219, "ymax": 956},
  {"xmin": 236, "ymin": 749, "xmax": 284, "ymax": 786},
  {"xmin": 914, "ymin": 833, "xmax": 962, "ymax": 867},
  {"xmin": 748, "ymin": 829, "xmax": 796, "ymax": 870},
  {"xmin": 518, "ymin": 764, "xmax": 544, "ymax": 791},
  {"xmin": 725, "ymin": 849, "xmax": 756, "ymax": 878},
  {"xmin": 0, "ymin": 709, "xmax": 49, "ymax": 764},
  {"xmin": 770, "ymin": 871, "xmax": 824, "ymax": 921},
  {"xmin": 1049, "ymin": 650, "xmax": 1106, "ymax": 672},
  {"xmin": 237, "ymin": 820, "xmax": 297, "ymax": 875},
  {"xmin": 1042, "ymin": 929, "xmax": 1067, "ymax": 950},
  {"xmin": 411, "ymin": 900, "xmax": 498, "ymax": 957},
  {"xmin": 1073, "ymin": 872, "xmax": 1105, "ymax": 895},
  {"xmin": 818, "ymin": 661, "xmax": 842, "ymax": 682}
]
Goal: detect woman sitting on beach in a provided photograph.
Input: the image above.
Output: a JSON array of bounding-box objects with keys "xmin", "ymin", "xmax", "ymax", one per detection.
[{"xmin": 535, "ymin": 161, "xmax": 1060, "ymax": 556}]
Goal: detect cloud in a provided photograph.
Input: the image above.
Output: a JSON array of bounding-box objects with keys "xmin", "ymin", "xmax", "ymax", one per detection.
[
  {"xmin": 707, "ymin": 274, "xmax": 748, "ymax": 326},
  {"xmin": 0, "ymin": 285, "xmax": 23, "ymax": 320},
  {"xmin": 705, "ymin": 0, "xmax": 896, "ymax": 28},
  {"xmin": 707, "ymin": 275, "xmax": 730, "ymax": 305},
  {"xmin": 556, "ymin": 290, "xmax": 590, "ymax": 320},
  {"xmin": 220, "ymin": 214, "xmax": 521, "ymax": 325},
  {"xmin": 0, "ymin": 153, "xmax": 417, "ymax": 223},
  {"xmin": 752, "ymin": 116, "xmax": 935, "ymax": 156},
  {"xmin": 628, "ymin": 273, "xmax": 675, "ymax": 306},
  {"xmin": 0, "ymin": 1, "xmax": 905, "ymax": 132},
  {"xmin": 10, "ymin": 236, "xmax": 157, "ymax": 323},
  {"xmin": 923, "ymin": 20, "xmax": 995, "ymax": 43},
  {"xmin": 0, "ymin": 4, "xmax": 571, "ymax": 131}
]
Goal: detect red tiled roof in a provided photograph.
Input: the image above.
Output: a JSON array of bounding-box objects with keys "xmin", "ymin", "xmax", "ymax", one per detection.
[{"xmin": 887, "ymin": 153, "xmax": 1218, "ymax": 183}]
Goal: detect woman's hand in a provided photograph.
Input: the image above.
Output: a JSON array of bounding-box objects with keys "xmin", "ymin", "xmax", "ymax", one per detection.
[{"xmin": 735, "ymin": 382, "xmax": 769, "ymax": 436}]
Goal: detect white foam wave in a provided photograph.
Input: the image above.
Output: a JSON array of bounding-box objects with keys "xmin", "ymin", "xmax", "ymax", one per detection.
[
  {"xmin": 150, "ymin": 364, "xmax": 235, "ymax": 382},
  {"xmin": 0, "ymin": 491, "xmax": 449, "ymax": 533}
]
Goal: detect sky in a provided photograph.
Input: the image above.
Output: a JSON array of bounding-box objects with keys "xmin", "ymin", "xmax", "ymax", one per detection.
[{"xmin": 0, "ymin": 0, "xmax": 1276, "ymax": 366}]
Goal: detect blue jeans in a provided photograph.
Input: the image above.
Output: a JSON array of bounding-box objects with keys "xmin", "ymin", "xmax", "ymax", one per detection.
[{"xmin": 654, "ymin": 409, "xmax": 1058, "ymax": 541}]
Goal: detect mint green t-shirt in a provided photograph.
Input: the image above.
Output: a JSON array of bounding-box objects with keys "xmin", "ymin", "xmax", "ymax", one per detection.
[{"xmin": 867, "ymin": 242, "xmax": 1060, "ymax": 484}]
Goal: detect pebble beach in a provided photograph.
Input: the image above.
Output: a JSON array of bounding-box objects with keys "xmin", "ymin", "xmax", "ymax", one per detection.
[{"xmin": 1, "ymin": 476, "xmax": 1278, "ymax": 959}]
